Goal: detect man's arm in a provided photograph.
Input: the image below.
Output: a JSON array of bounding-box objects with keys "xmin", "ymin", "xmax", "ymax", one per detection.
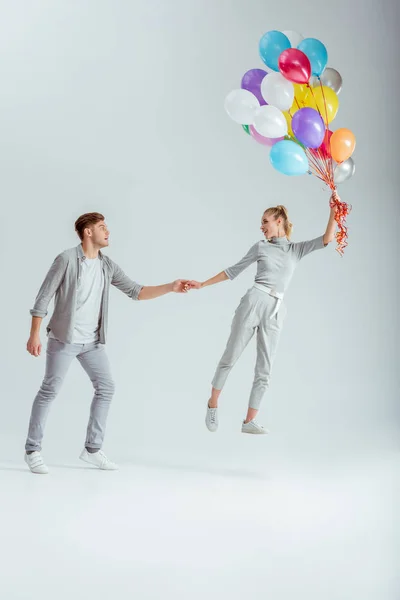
[
  {"xmin": 27, "ymin": 317, "xmax": 43, "ymax": 357},
  {"xmin": 138, "ymin": 280, "xmax": 190, "ymax": 300},
  {"xmin": 27, "ymin": 253, "xmax": 68, "ymax": 357},
  {"xmin": 30, "ymin": 254, "xmax": 68, "ymax": 318},
  {"xmin": 110, "ymin": 260, "xmax": 189, "ymax": 301}
]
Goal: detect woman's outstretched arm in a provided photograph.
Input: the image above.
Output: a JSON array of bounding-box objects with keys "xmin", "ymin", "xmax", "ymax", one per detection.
[
  {"xmin": 188, "ymin": 242, "xmax": 259, "ymax": 290},
  {"xmin": 188, "ymin": 271, "xmax": 229, "ymax": 290}
]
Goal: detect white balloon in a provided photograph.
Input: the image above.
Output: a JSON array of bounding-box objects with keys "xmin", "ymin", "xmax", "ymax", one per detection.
[
  {"xmin": 253, "ymin": 105, "xmax": 288, "ymax": 138},
  {"xmin": 282, "ymin": 30, "xmax": 304, "ymax": 48},
  {"xmin": 224, "ymin": 89, "xmax": 260, "ymax": 125},
  {"xmin": 261, "ymin": 72, "xmax": 294, "ymax": 111}
]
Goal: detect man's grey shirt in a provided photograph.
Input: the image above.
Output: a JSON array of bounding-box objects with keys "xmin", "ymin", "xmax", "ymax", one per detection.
[{"xmin": 30, "ymin": 244, "xmax": 143, "ymax": 344}]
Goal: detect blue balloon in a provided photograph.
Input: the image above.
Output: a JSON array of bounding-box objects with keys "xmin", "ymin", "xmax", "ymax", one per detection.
[
  {"xmin": 297, "ymin": 38, "xmax": 328, "ymax": 77},
  {"xmin": 259, "ymin": 30, "xmax": 291, "ymax": 72},
  {"xmin": 270, "ymin": 140, "xmax": 309, "ymax": 176}
]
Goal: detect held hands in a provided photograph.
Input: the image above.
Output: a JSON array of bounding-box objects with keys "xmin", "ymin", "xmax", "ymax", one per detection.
[
  {"xmin": 186, "ymin": 280, "xmax": 202, "ymax": 290},
  {"xmin": 171, "ymin": 280, "xmax": 202, "ymax": 293},
  {"xmin": 27, "ymin": 335, "xmax": 42, "ymax": 357}
]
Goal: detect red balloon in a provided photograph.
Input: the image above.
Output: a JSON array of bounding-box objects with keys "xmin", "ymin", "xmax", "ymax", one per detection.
[
  {"xmin": 278, "ymin": 49, "xmax": 311, "ymax": 84},
  {"xmin": 311, "ymin": 129, "xmax": 333, "ymax": 158}
]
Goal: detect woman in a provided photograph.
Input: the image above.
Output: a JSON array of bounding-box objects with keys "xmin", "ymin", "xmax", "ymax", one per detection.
[{"xmin": 188, "ymin": 196, "xmax": 338, "ymax": 434}]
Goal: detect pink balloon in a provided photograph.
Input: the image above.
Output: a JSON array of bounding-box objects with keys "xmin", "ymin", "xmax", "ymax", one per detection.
[{"xmin": 250, "ymin": 125, "xmax": 284, "ymax": 146}]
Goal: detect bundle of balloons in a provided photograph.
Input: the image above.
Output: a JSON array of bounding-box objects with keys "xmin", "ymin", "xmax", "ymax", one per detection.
[{"xmin": 224, "ymin": 29, "xmax": 355, "ymax": 255}]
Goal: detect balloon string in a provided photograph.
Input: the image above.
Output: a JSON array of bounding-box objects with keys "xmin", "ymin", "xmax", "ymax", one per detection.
[
  {"xmin": 330, "ymin": 193, "xmax": 352, "ymax": 256},
  {"xmin": 317, "ymin": 78, "xmax": 335, "ymax": 179},
  {"xmin": 306, "ymin": 149, "xmax": 327, "ymax": 181},
  {"xmin": 317, "ymin": 77, "xmax": 330, "ymax": 127},
  {"xmin": 304, "ymin": 148, "xmax": 350, "ymax": 254},
  {"xmin": 306, "ymin": 83, "xmax": 323, "ymax": 121}
]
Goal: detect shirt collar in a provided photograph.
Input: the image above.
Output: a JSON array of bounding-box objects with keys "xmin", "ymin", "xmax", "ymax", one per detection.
[
  {"xmin": 268, "ymin": 236, "xmax": 289, "ymax": 246},
  {"xmin": 76, "ymin": 244, "xmax": 103, "ymax": 261}
]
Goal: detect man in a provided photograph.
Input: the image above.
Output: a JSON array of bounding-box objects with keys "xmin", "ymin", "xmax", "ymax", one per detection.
[{"xmin": 25, "ymin": 212, "xmax": 189, "ymax": 474}]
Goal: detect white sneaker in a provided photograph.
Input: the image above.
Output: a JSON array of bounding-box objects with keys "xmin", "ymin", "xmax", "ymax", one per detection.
[
  {"xmin": 79, "ymin": 448, "xmax": 118, "ymax": 470},
  {"xmin": 205, "ymin": 403, "xmax": 218, "ymax": 432},
  {"xmin": 241, "ymin": 419, "xmax": 269, "ymax": 435},
  {"xmin": 24, "ymin": 451, "xmax": 49, "ymax": 474}
]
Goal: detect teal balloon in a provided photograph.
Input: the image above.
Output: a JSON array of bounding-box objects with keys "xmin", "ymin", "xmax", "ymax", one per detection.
[
  {"xmin": 297, "ymin": 38, "xmax": 328, "ymax": 77},
  {"xmin": 270, "ymin": 140, "xmax": 309, "ymax": 176},
  {"xmin": 259, "ymin": 30, "xmax": 291, "ymax": 72}
]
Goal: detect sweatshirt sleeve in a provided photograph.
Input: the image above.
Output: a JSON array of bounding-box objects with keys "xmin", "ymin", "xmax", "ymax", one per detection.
[
  {"xmin": 110, "ymin": 260, "xmax": 144, "ymax": 300},
  {"xmin": 292, "ymin": 235, "xmax": 326, "ymax": 260},
  {"xmin": 30, "ymin": 253, "xmax": 69, "ymax": 318},
  {"xmin": 224, "ymin": 243, "xmax": 259, "ymax": 280}
]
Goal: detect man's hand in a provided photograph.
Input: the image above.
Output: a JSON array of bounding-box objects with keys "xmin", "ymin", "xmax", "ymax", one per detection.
[
  {"xmin": 171, "ymin": 280, "xmax": 191, "ymax": 293},
  {"xmin": 27, "ymin": 334, "xmax": 42, "ymax": 357}
]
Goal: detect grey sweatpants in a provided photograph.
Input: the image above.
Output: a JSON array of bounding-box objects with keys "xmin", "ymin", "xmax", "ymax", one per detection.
[
  {"xmin": 25, "ymin": 338, "xmax": 115, "ymax": 452},
  {"xmin": 211, "ymin": 287, "xmax": 286, "ymax": 409}
]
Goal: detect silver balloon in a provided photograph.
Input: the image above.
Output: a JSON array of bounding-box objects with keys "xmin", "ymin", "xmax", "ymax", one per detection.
[
  {"xmin": 334, "ymin": 157, "xmax": 355, "ymax": 185},
  {"xmin": 320, "ymin": 67, "xmax": 343, "ymax": 95}
]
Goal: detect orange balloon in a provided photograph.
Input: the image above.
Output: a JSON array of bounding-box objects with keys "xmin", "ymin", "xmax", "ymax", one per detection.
[{"xmin": 330, "ymin": 128, "xmax": 356, "ymax": 163}]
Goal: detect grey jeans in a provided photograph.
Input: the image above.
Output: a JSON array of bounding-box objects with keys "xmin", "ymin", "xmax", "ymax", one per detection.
[
  {"xmin": 212, "ymin": 287, "xmax": 286, "ymax": 410},
  {"xmin": 25, "ymin": 338, "xmax": 115, "ymax": 452}
]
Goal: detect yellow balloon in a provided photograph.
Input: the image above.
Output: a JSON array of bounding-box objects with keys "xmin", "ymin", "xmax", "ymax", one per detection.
[
  {"xmin": 283, "ymin": 111, "xmax": 294, "ymax": 137},
  {"xmin": 290, "ymin": 84, "xmax": 311, "ymax": 112},
  {"xmin": 294, "ymin": 83, "xmax": 310, "ymax": 104},
  {"xmin": 303, "ymin": 85, "xmax": 339, "ymax": 124}
]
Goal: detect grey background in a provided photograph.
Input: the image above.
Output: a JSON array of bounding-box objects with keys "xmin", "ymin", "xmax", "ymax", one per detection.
[
  {"xmin": 0, "ymin": 0, "xmax": 398, "ymax": 482},
  {"xmin": 0, "ymin": 1, "xmax": 398, "ymax": 598}
]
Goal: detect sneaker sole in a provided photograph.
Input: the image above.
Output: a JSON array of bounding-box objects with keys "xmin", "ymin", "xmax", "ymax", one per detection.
[
  {"xmin": 79, "ymin": 455, "xmax": 119, "ymax": 470},
  {"xmin": 27, "ymin": 469, "xmax": 49, "ymax": 474},
  {"xmin": 241, "ymin": 429, "xmax": 269, "ymax": 435}
]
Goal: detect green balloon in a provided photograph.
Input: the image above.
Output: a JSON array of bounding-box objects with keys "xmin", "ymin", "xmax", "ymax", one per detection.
[
  {"xmin": 242, "ymin": 124, "xmax": 251, "ymax": 135},
  {"xmin": 285, "ymin": 134, "xmax": 305, "ymax": 149}
]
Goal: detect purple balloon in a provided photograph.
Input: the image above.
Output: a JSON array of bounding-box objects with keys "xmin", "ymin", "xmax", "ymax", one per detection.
[
  {"xmin": 292, "ymin": 107, "xmax": 325, "ymax": 149},
  {"xmin": 241, "ymin": 69, "xmax": 268, "ymax": 106}
]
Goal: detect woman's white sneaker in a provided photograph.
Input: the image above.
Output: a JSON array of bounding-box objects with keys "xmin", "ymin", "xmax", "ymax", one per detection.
[
  {"xmin": 205, "ymin": 404, "xmax": 218, "ymax": 432},
  {"xmin": 241, "ymin": 419, "xmax": 269, "ymax": 435},
  {"xmin": 79, "ymin": 449, "xmax": 118, "ymax": 470},
  {"xmin": 24, "ymin": 451, "xmax": 49, "ymax": 474}
]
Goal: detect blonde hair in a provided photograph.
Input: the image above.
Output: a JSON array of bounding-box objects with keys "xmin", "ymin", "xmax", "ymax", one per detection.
[{"xmin": 264, "ymin": 205, "xmax": 293, "ymax": 240}]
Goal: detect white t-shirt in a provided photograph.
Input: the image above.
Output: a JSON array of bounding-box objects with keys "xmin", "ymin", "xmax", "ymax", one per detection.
[
  {"xmin": 48, "ymin": 257, "xmax": 104, "ymax": 344},
  {"xmin": 48, "ymin": 256, "xmax": 105, "ymax": 344},
  {"xmin": 70, "ymin": 257, "xmax": 105, "ymax": 344}
]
